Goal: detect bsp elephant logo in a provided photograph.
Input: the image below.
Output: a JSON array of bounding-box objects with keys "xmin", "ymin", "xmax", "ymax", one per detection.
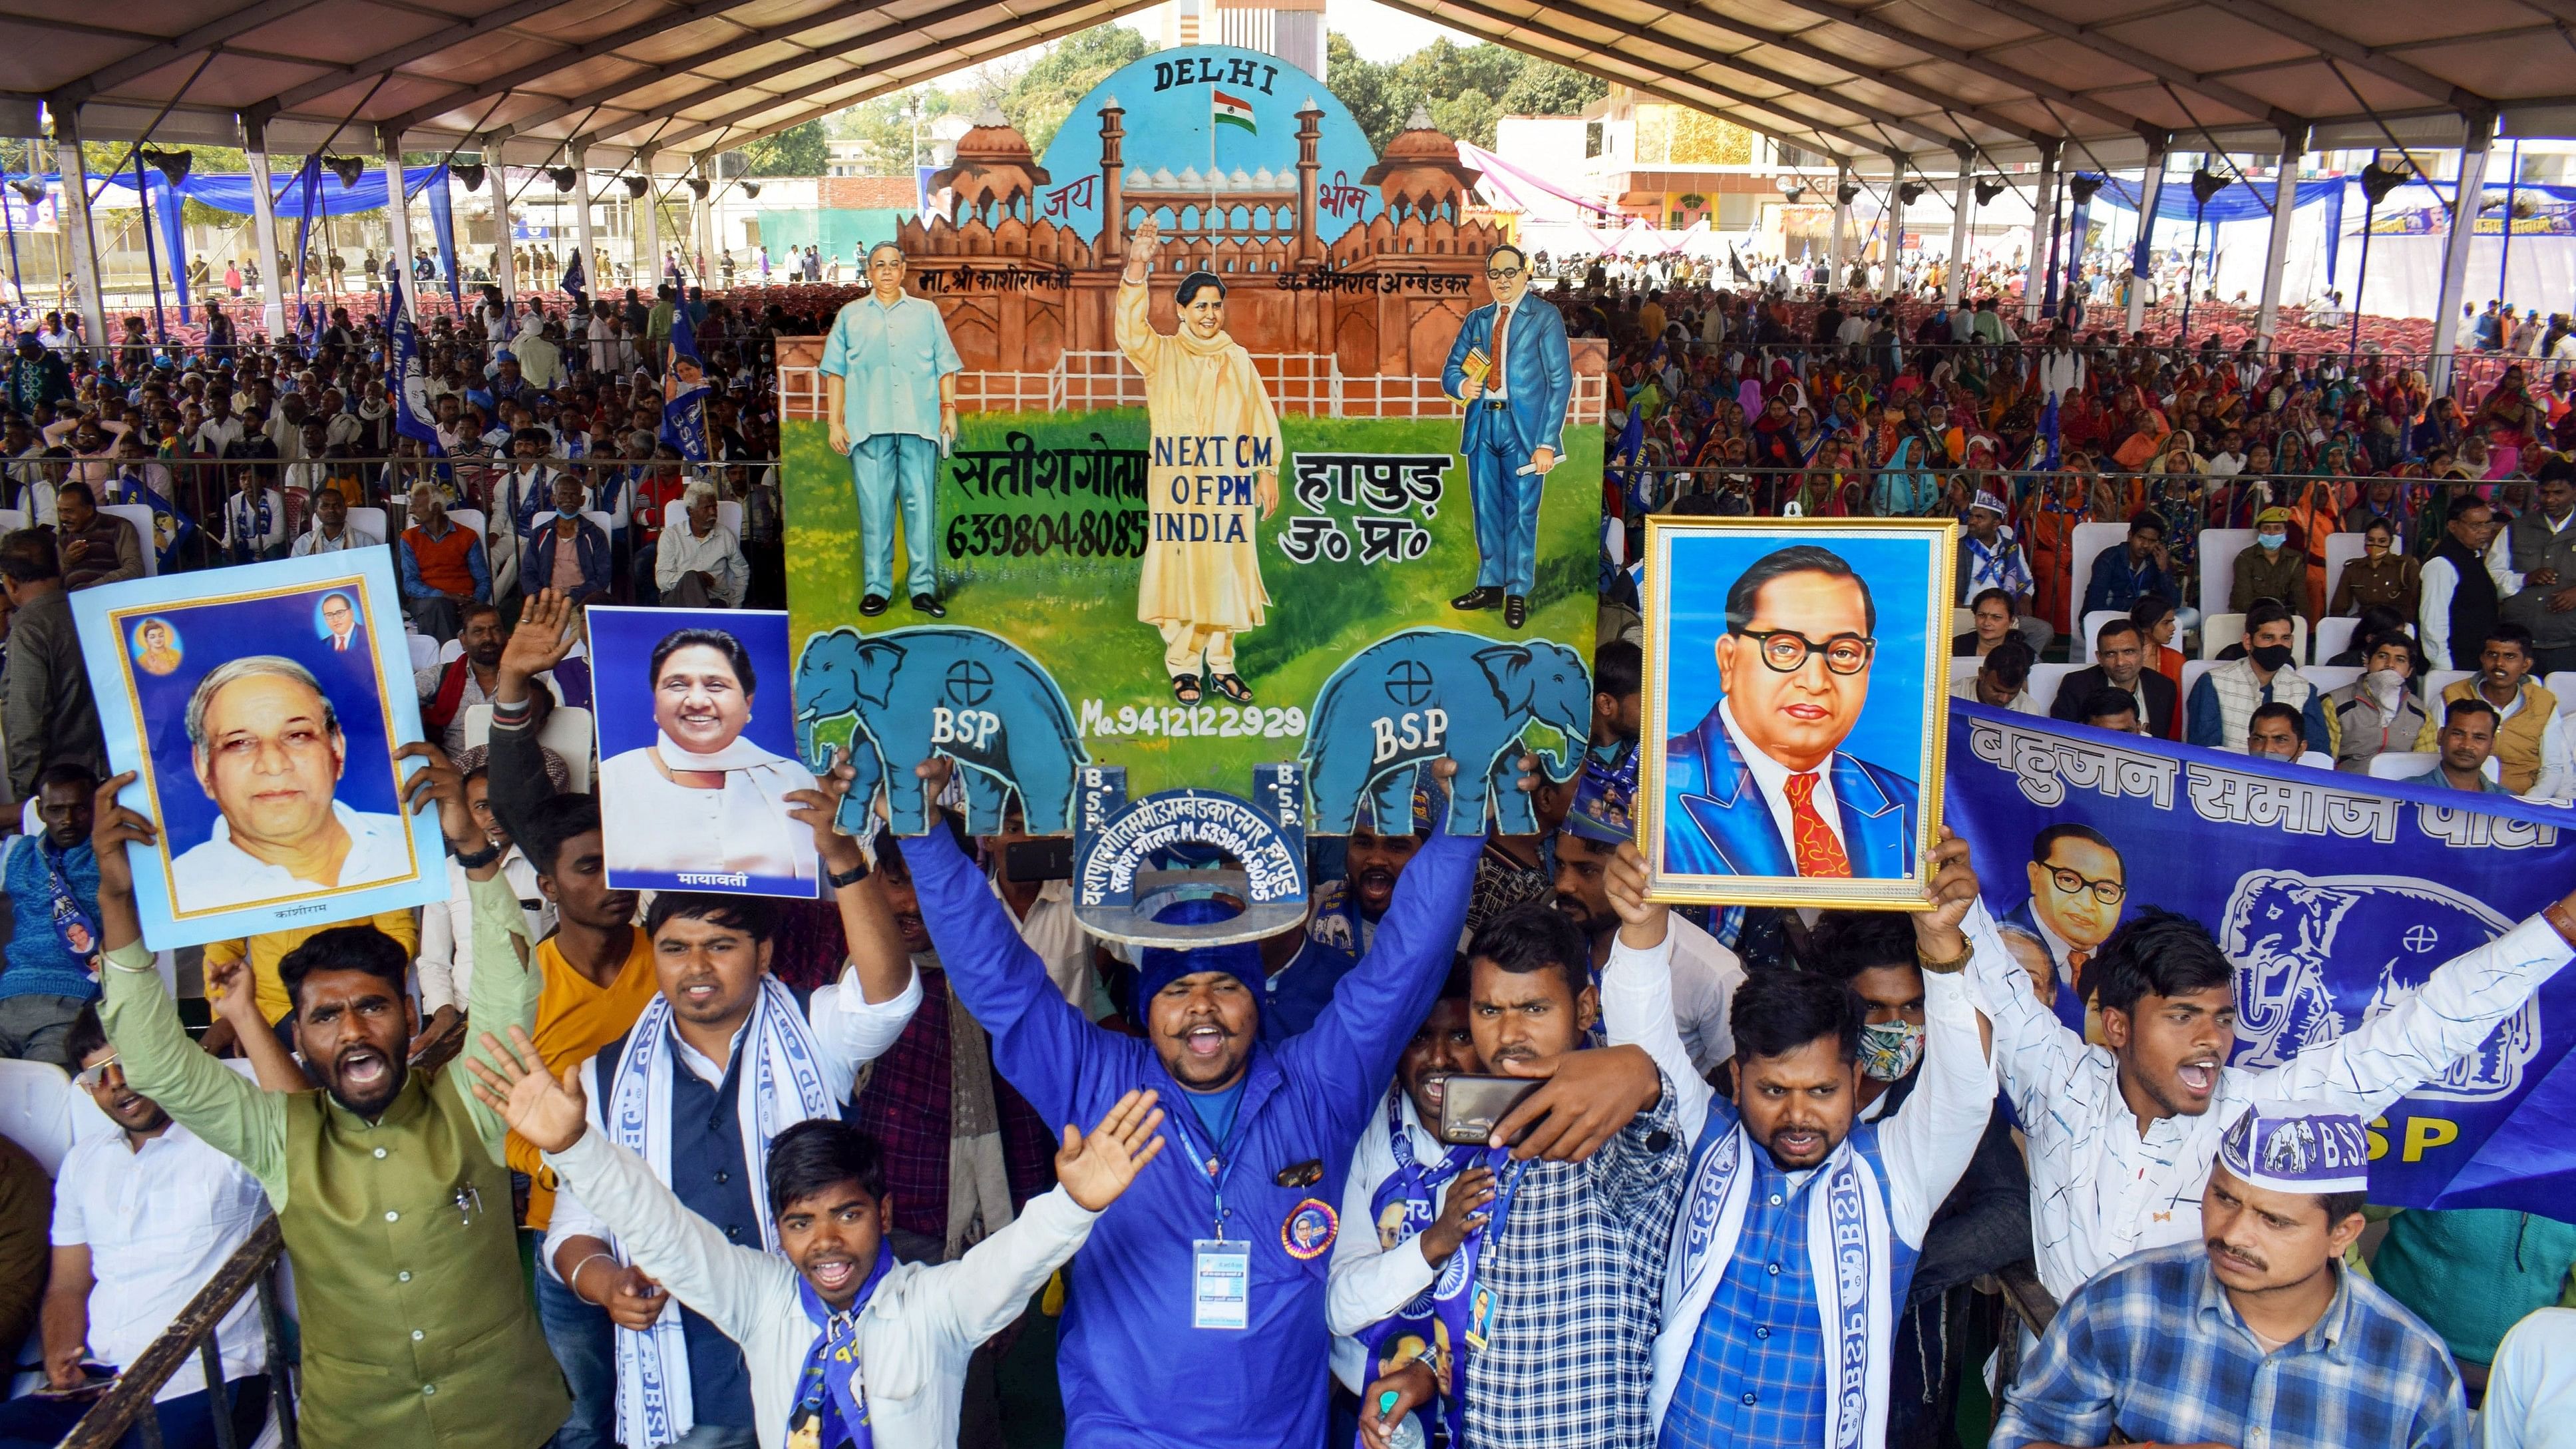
[
  {"xmin": 1303, "ymin": 628, "xmax": 1586, "ymax": 837},
  {"xmin": 792, "ymin": 625, "xmax": 1090, "ymax": 836},
  {"xmin": 2220, "ymin": 869, "xmax": 2537, "ymax": 1102}
]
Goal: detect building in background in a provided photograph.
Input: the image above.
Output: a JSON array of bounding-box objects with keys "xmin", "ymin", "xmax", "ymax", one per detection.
[{"xmin": 1163, "ymin": 0, "xmax": 1324, "ymax": 78}]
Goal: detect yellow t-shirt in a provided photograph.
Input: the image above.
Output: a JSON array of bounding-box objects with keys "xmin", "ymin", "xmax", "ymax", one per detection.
[
  {"xmin": 205, "ymin": 911, "xmax": 425, "ymax": 1026},
  {"xmin": 510, "ymin": 929, "xmax": 659, "ymax": 1229}
]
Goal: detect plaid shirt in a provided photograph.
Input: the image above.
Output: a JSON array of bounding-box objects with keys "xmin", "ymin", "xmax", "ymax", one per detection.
[
  {"xmin": 1657, "ymin": 1129, "xmax": 1918, "ymax": 1449},
  {"xmin": 844, "ymin": 964, "xmax": 1054, "ymax": 1243},
  {"xmin": 1994, "ymin": 1241, "xmax": 2467, "ymax": 1449},
  {"xmin": 1461, "ymin": 1072, "xmax": 1688, "ymax": 1449}
]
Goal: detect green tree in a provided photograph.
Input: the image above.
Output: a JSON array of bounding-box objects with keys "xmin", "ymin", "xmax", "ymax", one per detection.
[
  {"xmin": 1005, "ymin": 26, "xmax": 1152, "ymax": 158},
  {"xmin": 837, "ymin": 90, "xmax": 956, "ymax": 172},
  {"xmin": 1429, "ymin": 91, "xmax": 1500, "ymax": 150},
  {"xmin": 743, "ymin": 120, "xmax": 828, "ymax": 176},
  {"xmin": 1498, "ymin": 55, "xmax": 1605, "ymax": 116},
  {"xmin": 1326, "ymin": 33, "xmax": 1407, "ymax": 148}
]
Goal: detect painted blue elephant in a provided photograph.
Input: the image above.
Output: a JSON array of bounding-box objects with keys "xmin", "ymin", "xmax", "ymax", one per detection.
[
  {"xmin": 1303, "ymin": 628, "xmax": 1588, "ymax": 837},
  {"xmin": 793, "ymin": 625, "xmax": 1088, "ymax": 836}
]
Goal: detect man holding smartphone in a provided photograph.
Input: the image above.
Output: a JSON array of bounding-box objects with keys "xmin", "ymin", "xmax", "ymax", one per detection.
[{"xmin": 1355, "ymin": 891, "xmax": 1681, "ymax": 1449}]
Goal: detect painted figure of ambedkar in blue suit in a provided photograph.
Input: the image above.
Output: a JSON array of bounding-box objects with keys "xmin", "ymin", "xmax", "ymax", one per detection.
[
  {"xmin": 1663, "ymin": 544, "xmax": 1920, "ymax": 879},
  {"xmin": 1441, "ymin": 244, "xmax": 1570, "ymax": 632}
]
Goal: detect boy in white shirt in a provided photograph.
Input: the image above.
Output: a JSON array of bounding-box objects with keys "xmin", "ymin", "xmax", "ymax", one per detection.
[{"xmin": 469, "ymin": 1032, "xmax": 1166, "ymax": 1449}]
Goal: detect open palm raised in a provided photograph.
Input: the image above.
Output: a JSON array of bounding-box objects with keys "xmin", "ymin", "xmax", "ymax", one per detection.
[
  {"xmin": 464, "ymin": 1025, "xmax": 592, "ymax": 1153},
  {"xmin": 1055, "ymin": 1089, "xmax": 1169, "ymax": 1211}
]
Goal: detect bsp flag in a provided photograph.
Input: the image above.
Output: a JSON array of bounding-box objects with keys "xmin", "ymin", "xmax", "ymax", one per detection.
[
  {"xmin": 658, "ymin": 305, "xmax": 711, "ymax": 463},
  {"xmin": 387, "ymin": 274, "xmax": 443, "ymax": 453},
  {"xmin": 106, "ymin": 465, "xmax": 198, "ymax": 571},
  {"xmin": 1945, "ymin": 701, "xmax": 2576, "ymax": 1213}
]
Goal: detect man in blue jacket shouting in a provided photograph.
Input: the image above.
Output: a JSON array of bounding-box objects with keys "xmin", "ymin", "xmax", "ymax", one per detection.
[{"xmin": 901, "ymin": 757, "xmax": 1654, "ymax": 1449}]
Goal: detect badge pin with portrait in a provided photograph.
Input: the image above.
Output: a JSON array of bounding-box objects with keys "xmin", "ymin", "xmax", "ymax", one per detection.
[{"xmin": 1274, "ymin": 1158, "xmax": 1324, "ymax": 1189}]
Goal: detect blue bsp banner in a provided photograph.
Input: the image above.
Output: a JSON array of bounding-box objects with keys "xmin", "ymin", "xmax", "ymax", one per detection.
[{"xmin": 1944, "ymin": 701, "xmax": 2576, "ymax": 1213}]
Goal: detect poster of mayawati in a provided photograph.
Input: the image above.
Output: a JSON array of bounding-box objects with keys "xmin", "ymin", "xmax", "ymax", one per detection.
[{"xmin": 782, "ymin": 45, "xmax": 1602, "ymax": 839}]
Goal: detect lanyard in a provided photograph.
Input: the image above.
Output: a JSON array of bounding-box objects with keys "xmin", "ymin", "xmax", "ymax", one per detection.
[
  {"xmin": 1465, "ymin": 1152, "xmax": 1533, "ymax": 1290},
  {"xmin": 1163, "ymin": 1080, "xmax": 1244, "ymax": 1242}
]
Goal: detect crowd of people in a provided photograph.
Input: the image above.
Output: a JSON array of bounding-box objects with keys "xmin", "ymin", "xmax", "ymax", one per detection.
[{"xmin": 0, "ymin": 254, "xmax": 2568, "ymax": 1449}]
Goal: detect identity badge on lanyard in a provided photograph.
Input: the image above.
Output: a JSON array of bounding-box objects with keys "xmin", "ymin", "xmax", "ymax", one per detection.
[
  {"xmin": 35, "ymin": 845, "xmax": 98, "ymax": 975},
  {"xmin": 1459, "ymin": 1155, "xmax": 1531, "ymax": 1354},
  {"xmin": 1174, "ymin": 1100, "xmax": 1250, "ymax": 1331}
]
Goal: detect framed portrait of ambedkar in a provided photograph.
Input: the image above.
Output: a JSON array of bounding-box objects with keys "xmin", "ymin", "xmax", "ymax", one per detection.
[
  {"xmin": 1638, "ymin": 517, "xmax": 1956, "ymax": 909},
  {"xmin": 72, "ymin": 550, "xmax": 448, "ymax": 948}
]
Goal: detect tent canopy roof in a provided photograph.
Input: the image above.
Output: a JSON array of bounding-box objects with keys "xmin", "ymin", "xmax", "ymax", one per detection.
[{"xmin": 11, "ymin": 0, "xmax": 2576, "ymax": 172}]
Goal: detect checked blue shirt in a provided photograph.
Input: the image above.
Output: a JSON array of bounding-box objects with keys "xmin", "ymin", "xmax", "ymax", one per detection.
[
  {"xmin": 1994, "ymin": 1241, "xmax": 2467, "ymax": 1449},
  {"xmin": 1655, "ymin": 1127, "xmax": 1917, "ymax": 1449}
]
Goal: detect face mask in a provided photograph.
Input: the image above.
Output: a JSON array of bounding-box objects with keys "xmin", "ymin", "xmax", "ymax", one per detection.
[
  {"xmin": 2250, "ymin": 643, "xmax": 2295, "ymax": 672},
  {"xmin": 557, "ymin": 506, "xmax": 580, "ymax": 520},
  {"xmin": 2364, "ymin": 668, "xmax": 2407, "ymax": 702},
  {"xmin": 1858, "ymin": 1018, "xmax": 1925, "ymax": 1083},
  {"xmin": 2257, "ymin": 532, "xmax": 2285, "ymax": 550}
]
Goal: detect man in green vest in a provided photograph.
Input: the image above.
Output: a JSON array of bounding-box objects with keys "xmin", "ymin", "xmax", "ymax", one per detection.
[{"xmin": 91, "ymin": 744, "xmax": 570, "ymax": 1449}]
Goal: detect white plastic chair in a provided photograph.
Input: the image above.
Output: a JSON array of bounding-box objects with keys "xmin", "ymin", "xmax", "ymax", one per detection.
[
  {"xmin": 2080, "ymin": 610, "xmax": 2129, "ymax": 661},
  {"xmin": 2203, "ymin": 613, "xmax": 2244, "ymax": 660},
  {"xmin": 1948, "ymin": 657, "xmax": 1980, "ymax": 688},
  {"xmin": 0, "ymin": 507, "xmax": 27, "ymax": 534},
  {"xmin": 2066, "ymin": 521, "xmax": 2129, "ymax": 661},
  {"xmin": 2426, "ymin": 669, "xmax": 2474, "ymax": 700},
  {"xmin": 1950, "ymin": 606, "xmax": 1975, "ymax": 638},
  {"xmin": 2304, "ymin": 665, "xmax": 2363, "ymax": 697},
  {"xmin": 2201, "ymin": 613, "xmax": 2305, "ymax": 663},
  {"xmin": 663, "ymin": 498, "xmax": 745, "ymax": 538},
  {"xmin": 2314, "ymin": 615, "xmax": 2360, "ymax": 666},
  {"xmin": 344, "ymin": 505, "xmax": 390, "ymax": 543},
  {"xmin": 446, "ymin": 507, "xmax": 487, "ymax": 544},
  {"xmin": 406, "ymin": 631, "xmax": 437, "ymax": 672},
  {"xmin": 0, "ymin": 1057, "xmax": 78, "ymax": 1173},
  {"xmin": 2028, "ymin": 662, "xmax": 2080, "ymax": 716},
  {"xmin": 2548, "ymin": 671, "xmax": 2576, "ymax": 717},
  {"xmin": 2322, "ymin": 532, "xmax": 2368, "ymax": 610},
  {"xmin": 2199, "ymin": 528, "xmax": 2255, "ymax": 620},
  {"xmin": 102, "ymin": 502, "xmax": 159, "ymax": 576},
  {"xmin": 2369, "ymin": 749, "xmax": 2502, "ymax": 784}
]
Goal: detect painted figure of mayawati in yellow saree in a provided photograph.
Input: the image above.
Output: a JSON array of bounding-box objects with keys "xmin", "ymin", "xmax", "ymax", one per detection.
[{"xmin": 1116, "ymin": 218, "xmax": 1282, "ymax": 706}]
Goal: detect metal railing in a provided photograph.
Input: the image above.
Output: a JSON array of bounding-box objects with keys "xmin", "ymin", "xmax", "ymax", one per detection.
[
  {"xmin": 785, "ymin": 353, "xmax": 1608, "ymax": 423},
  {"xmin": 60, "ymin": 1214, "xmax": 299, "ymax": 1449}
]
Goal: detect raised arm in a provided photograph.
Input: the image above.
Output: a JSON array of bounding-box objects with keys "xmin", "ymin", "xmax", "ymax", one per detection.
[
  {"xmin": 89, "ymin": 774, "xmax": 287, "ymax": 1203},
  {"xmin": 906, "ymin": 762, "xmax": 1121, "ymax": 1126},
  {"xmin": 1877, "ymin": 839, "xmax": 1999, "ymax": 1245},
  {"xmin": 791, "ymin": 762, "xmax": 922, "ymax": 1100},
  {"xmin": 1964, "ymin": 901, "xmax": 2085, "ymax": 1136},
  {"xmin": 404, "ymin": 741, "xmax": 542, "ymax": 1162},
  {"xmin": 1596, "ymin": 843, "xmax": 1711, "ymax": 1143},
  {"xmin": 1281, "ymin": 823, "xmax": 1478, "ymax": 1128},
  {"xmin": 2251, "ymin": 899, "xmax": 2576, "ymax": 1118}
]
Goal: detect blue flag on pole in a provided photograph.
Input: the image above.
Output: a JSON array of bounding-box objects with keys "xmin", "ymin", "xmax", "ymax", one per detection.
[
  {"xmin": 658, "ymin": 306, "xmax": 711, "ymax": 463},
  {"xmin": 106, "ymin": 465, "xmax": 198, "ymax": 571},
  {"xmin": 387, "ymin": 274, "xmax": 444, "ymax": 454},
  {"xmin": 1945, "ymin": 702, "xmax": 2576, "ymax": 1213}
]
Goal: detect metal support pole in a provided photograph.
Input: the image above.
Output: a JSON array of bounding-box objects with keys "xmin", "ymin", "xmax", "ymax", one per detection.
[
  {"xmin": 51, "ymin": 108, "xmax": 110, "ymax": 347},
  {"xmin": 246, "ymin": 120, "xmax": 285, "ymax": 338},
  {"xmin": 379, "ymin": 125, "xmax": 415, "ymax": 320},
  {"xmin": 636, "ymin": 153, "xmax": 658, "ymax": 284},
  {"xmin": 2126, "ymin": 142, "xmax": 2167, "ymax": 335},
  {"xmin": 569, "ymin": 144, "xmax": 597, "ymax": 302},
  {"xmin": 1829, "ymin": 160, "xmax": 1849, "ymax": 290},
  {"xmin": 2022, "ymin": 140, "xmax": 2061, "ymax": 323},
  {"xmin": 2430, "ymin": 113, "xmax": 2494, "ymax": 395},
  {"xmin": 1945, "ymin": 147, "xmax": 1973, "ymax": 307},
  {"xmin": 1882, "ymin": 152, "xmax": 1905, "ymax": 298},
  {"xmin": 2254, "ymin": 125, "xmax": 2306, "ymax": 346},
  {"xmin": 488, "ymin": 138, "xmax": 515, "ymax": 310}
]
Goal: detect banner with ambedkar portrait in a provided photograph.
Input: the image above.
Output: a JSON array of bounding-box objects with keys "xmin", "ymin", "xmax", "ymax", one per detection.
[{"xmin": 1944, "ymin": 700, "xmax": 2576, "ymax": 1212}]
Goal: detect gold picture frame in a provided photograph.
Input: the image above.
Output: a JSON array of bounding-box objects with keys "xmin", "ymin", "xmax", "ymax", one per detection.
[{"xmin": 1638, "ymin": 515, "xmax": 1958, "ymax": 909}]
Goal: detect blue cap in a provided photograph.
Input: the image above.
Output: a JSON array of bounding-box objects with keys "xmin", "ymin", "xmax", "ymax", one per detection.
[{"xmin": 1133, "ymin": 897, "xmax": 1264, "ymax": 1006}]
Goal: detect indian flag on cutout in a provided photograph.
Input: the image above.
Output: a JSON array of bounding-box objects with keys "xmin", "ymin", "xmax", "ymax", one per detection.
[{"xmin": 1212, "ymin": 89, "xmax": 1258, "ymax": 134}]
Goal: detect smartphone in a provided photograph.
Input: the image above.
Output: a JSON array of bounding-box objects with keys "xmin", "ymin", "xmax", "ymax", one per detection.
[
  {"xmin": 1004, "ymin": 837, "xmax": 1074, "ymax": 883},
  {"xmin": 1437, "ymin": 1075, "xmax": 1541, "ymax": 1145}
]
